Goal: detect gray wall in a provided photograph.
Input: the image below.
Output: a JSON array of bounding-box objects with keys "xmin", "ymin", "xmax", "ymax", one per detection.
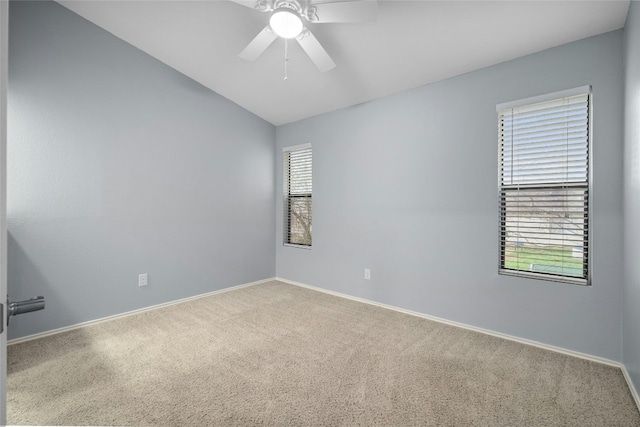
[
  {"xmin": 7, "ymin": 0, "xmax": 631, "ymax": 368},
  {"xmin": 623, "ymin": 0, "xmax": 640, "ymax": 393},
  {"xmin": 276, "ymin": 30, "xmax": 624, "ymax": 361},
  {"xmin": 7, "ymin": 0, "xmax": 275, "ymax": 339}
]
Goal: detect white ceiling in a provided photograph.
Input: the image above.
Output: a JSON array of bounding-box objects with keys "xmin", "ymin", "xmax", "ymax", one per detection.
[{"xmin": 57, "ymin": 0, "xmax": 629, "ymax": 126}]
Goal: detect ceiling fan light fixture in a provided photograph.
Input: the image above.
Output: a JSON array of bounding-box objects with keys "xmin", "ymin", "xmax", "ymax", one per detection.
[{"xmin": 269, "ymin": 7, "xmax": 303, "ymax": 39}]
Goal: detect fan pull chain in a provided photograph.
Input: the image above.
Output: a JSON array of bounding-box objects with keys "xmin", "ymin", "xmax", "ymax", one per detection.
[{"xmin": 284, "ymin": 39, "xmax": 289, "ymax": 81}]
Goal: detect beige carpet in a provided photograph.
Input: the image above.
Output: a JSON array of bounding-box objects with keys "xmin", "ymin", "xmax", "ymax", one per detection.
[{"xmin": 7, "ymin": 280, "xmax": 640, "ymax": 426}]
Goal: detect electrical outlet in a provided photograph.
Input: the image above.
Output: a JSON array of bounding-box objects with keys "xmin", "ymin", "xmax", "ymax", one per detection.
[
  {"xmin": 138, "ymin": 273, "xmax": 148, "ymax": 287},
  {"xmin": 364, "ymin": 268, "xmax": 371, "ymax": 280}
]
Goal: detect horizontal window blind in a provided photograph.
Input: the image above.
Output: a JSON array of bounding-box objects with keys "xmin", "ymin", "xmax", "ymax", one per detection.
[
  {"xmin": 283, "ymin": 145, "xmax": 312, "ymax": 247},
  {"xmin": 499, "ymin": 91, "xmax": 590, "ymax": 285}
]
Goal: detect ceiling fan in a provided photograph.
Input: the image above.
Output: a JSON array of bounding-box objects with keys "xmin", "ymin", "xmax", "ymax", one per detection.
[{"xmin": 232, "ymin": 0, "xmax": 378, "ymax": 73}]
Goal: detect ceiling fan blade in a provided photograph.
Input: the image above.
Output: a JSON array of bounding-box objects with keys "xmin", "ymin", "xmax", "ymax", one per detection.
[
  {"xmin": 305, "ymin": 0, "xmax": 377, "ymax": 23},
  {"xmin": 239, "ymin": 26, "xmax": 278, "ymax": 62},
  {"xmin": 296, "ymin": 29, "xmax": 336, "ymax": 72}
]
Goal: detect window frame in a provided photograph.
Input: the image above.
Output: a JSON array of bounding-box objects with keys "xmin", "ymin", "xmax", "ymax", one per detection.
[
  {"xmin": 497, "ymin": 86, "xmax": 592, "ymax": 286},
  {"xmin": 283, "ymin": 143, "xmax": 312, "ymax": 249}
]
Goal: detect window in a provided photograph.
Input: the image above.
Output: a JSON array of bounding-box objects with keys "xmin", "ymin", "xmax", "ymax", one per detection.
[
  {"xmin": 498, "ymin": 87, "xmax": 591, "ymax": 285},
  {"xmin": 283, "ymin": 144, "xmax": 312, "ymax": 247}
]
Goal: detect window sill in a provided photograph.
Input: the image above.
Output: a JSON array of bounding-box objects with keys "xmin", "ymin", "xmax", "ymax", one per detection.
[
  {"xmin": 283, "ymin": 243, "xmax": 312, "ymax": 250},
  {"xmin": 499, "ymin": 269, "xmax": 589, "ymax": 286}
]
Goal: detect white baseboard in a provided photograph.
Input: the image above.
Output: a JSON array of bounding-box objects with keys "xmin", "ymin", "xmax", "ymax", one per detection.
[
  {"xmin": 9, "ymin": 275, "xmax": 640, "ymax": 413},
  {"xmin": 8, "ymin": 277, "xmax": 276, "ymax": 346},
  {"xmin": 621, "ymin": 365, "xmax": 640, "ymax": 411},
  {"xmin": 275, "ymin": 277, "xmax": 624, "ymax": 367},
  {"xmin": 276, "ymin": 277, "xmax": 640, "ymax": 411}
]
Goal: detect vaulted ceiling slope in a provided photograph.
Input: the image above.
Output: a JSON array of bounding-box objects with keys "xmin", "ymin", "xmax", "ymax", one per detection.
[{"xmin": 57, "ymin": 1, "xmax": 629, "ymax": 126}]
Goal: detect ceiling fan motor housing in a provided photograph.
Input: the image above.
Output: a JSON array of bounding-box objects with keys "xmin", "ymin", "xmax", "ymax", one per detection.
[{"xmin": 273, "ymin": 0, "xmax": 301, "ymax": 14}]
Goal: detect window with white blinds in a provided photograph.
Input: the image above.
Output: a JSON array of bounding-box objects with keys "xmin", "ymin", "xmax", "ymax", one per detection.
[
  {"xmin": 283, "ymin": 144, "xmax": 312, "ymax": 247},
  {"xmin": 498, "ymin": 87, "xmax": 590, "ymax": 285}
]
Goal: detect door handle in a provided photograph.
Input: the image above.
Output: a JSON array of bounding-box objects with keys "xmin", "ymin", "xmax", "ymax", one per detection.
[{"xmin": 7, "ymin": 296, "xmax": 45, "ymax": 325}]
